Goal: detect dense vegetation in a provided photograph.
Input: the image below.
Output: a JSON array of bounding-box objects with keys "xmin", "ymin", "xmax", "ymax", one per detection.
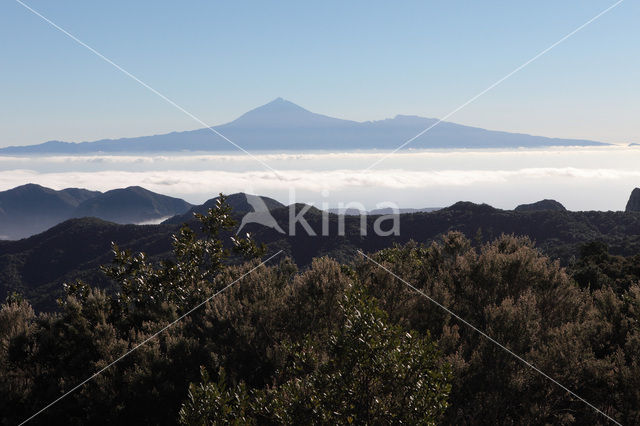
[
  {"xmin": 1, "ymin": 197, "xmax": 639, "ymax": 424},
  {"xmin": 4, "ymin": 200, "xmax": 640, "ymax": 312}
]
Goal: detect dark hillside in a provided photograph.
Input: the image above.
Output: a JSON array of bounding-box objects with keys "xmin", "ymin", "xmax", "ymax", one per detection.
[
  {"xmin": 73, "ymin": 186, "xmax": 192, "ymax": 224},
  {"xmin": 164, "ymin": 193, "xmax": 283, "ymax": 225},
  {"xmin": 3, "ymin": 202, "xmax": 640, "ymax": 310},
  {"xmin": 0, "ymin": 218, "xmax": 179, "ymax": 310},
  {"xmin": 0, "ymin": 184, "xmax": 101, "ymax": 239}
]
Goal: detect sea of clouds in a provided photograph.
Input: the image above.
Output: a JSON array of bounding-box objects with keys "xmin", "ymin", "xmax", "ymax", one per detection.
[{"xmin": 1, "ymin": 147, "xmax": 639, "ymax": 210}]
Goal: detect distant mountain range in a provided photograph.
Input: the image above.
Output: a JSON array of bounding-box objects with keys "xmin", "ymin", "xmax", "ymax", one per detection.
[
  {"xmin": 0, "ymin": 184, "xmax": 191, "ymax": 240},
  {"xmin": 4, "ymin": 182, "xmax": 640, "ymax": 242},
  {"xmin": 0, "ymin": 98, "xmax": 608, "ymax": 154},
  {"xmin": 3, "ymin": 191, "xmax": 640, "ymax": 311}
]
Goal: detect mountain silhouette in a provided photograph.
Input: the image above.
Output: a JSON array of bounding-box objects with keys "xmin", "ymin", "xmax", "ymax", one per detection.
[
  {"xmin": 515, "ymin": 199, "xmax": 567, "ymax": 212},
  {"xmin": 5, "ymin": 196, "xmax": 640, "ymax": 311},
  {"xmin": 224, "ymin": 97, "xmax": 353, "ymax": 128},
  {"xmin": 0, "ymin": 98, "xmax": 608, "ymax": 154},
  {"xmin": 73, "ymin": 186, "xmax": 192, "ymax": 224},
  {"xmin": 0, "ymin": 184, "xmax": 191, "ymax": 240},
  {"xmin": 163, "ymin": 193, "xmax": 284, "ymax": 225},
  {"xmin": 0, "ymin": 184, "xmax": 100, "ymax": 240},
  {"xmin": 237, "ymin": 194, "xmax": 286, "ymax": 234},
  {"xmin": 625, "ymin": 188, "xmax": 640, "ymax": 212}
]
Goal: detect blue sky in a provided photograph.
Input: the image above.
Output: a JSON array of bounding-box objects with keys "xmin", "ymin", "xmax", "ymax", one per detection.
[{"xmin": 1, "ymin": 0, "xmax": 638, "ymax": 147}]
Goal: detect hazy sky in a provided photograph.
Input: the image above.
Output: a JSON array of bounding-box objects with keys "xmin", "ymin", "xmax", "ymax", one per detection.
[{"xmin": 1, "ymin": 1, "xmax": 638, "ymax": 147}]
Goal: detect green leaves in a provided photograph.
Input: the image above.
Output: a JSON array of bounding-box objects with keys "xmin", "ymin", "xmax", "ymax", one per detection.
[
  {"xmin": 101, "ymin": 194, "xmax": 265, "ymax": 318},
  {"xmin": 180, "ymin": 283, "xmax": 452, "ymax": 425},
  {"xmin": 270, "ymin": 283, "xmax": 451, "ymax": 424},
  {"xmin": 179, "ymin": 367, "xmax": 256, "ymax": 426}
]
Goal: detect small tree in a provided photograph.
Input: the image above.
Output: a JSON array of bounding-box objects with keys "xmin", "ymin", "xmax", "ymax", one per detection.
[{"xmin": 101, "ymin": 194, "xmax": 264, "ymax": 321}]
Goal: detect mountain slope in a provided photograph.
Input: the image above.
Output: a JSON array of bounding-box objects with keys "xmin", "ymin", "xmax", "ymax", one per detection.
[
  {"xmin": 223, "ymin": 97, "xmax": 354, "ymax": 128},
  {"xmin": 0, "ymin": 184, "xmax": 101, "ymax": 239},
  {"xmin": 515, "ymin": 199, "xmax": 567, "ymax": 212},
  {"xmin": 0, "ymin": 98, "xmax": 608, "ymax": 154},
  {"xmin": 625, "ymin": 188, "xmax": 640, "ymax": 212},
  {"xmin": 0, "ymin": 184, "xmax": 192, "ymax": 240},
  {"xmin": 164, "ymin": 193, "xmax": 284, "ymax": 225},
  {"xmin": 74, "ymin": 186, "xmax": 192, "ymax": 224},
  {"xmin": 0, "ymin": 218, "xmax": 179, "ymax": 310},
  {"xmin": 5, "ymin": 201, "xmax": 640, "ymax": 311}
]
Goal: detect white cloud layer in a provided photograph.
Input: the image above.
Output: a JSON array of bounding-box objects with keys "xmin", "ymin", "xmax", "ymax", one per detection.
[
  {"xmin": 1, "ymin": 145, "xmax": 637, "ymax": 165},
  {"xmin": 2, "ymin": 167, "xmax": 639, "ymax": 196},
  {"xmin": 2, "ymin": 147, "xmax": 639, "ymax": 209}
]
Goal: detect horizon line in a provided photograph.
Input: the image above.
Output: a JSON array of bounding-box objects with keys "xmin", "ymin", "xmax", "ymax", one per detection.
[{"xmin": 0, "ymin": 97, "xmax": 623, "ymax": 149}]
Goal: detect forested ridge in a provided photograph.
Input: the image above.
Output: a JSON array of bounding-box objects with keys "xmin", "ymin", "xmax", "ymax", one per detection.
[
  {"xmin": 1, "ymin": 197, "xmax": 639, "ymax": 424},
  {"xmin": 4, "ymin": 200, "xmax": 640, "ymax": 312}
]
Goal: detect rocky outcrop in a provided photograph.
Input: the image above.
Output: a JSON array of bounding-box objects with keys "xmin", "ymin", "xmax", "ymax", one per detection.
[
  {"xmin": 625, "ymin": 188, "xmax": 640, "ymax": 212},
  {"xmin": 515, "ymin": 199, "xmax": 566, "ymax": 212}
]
